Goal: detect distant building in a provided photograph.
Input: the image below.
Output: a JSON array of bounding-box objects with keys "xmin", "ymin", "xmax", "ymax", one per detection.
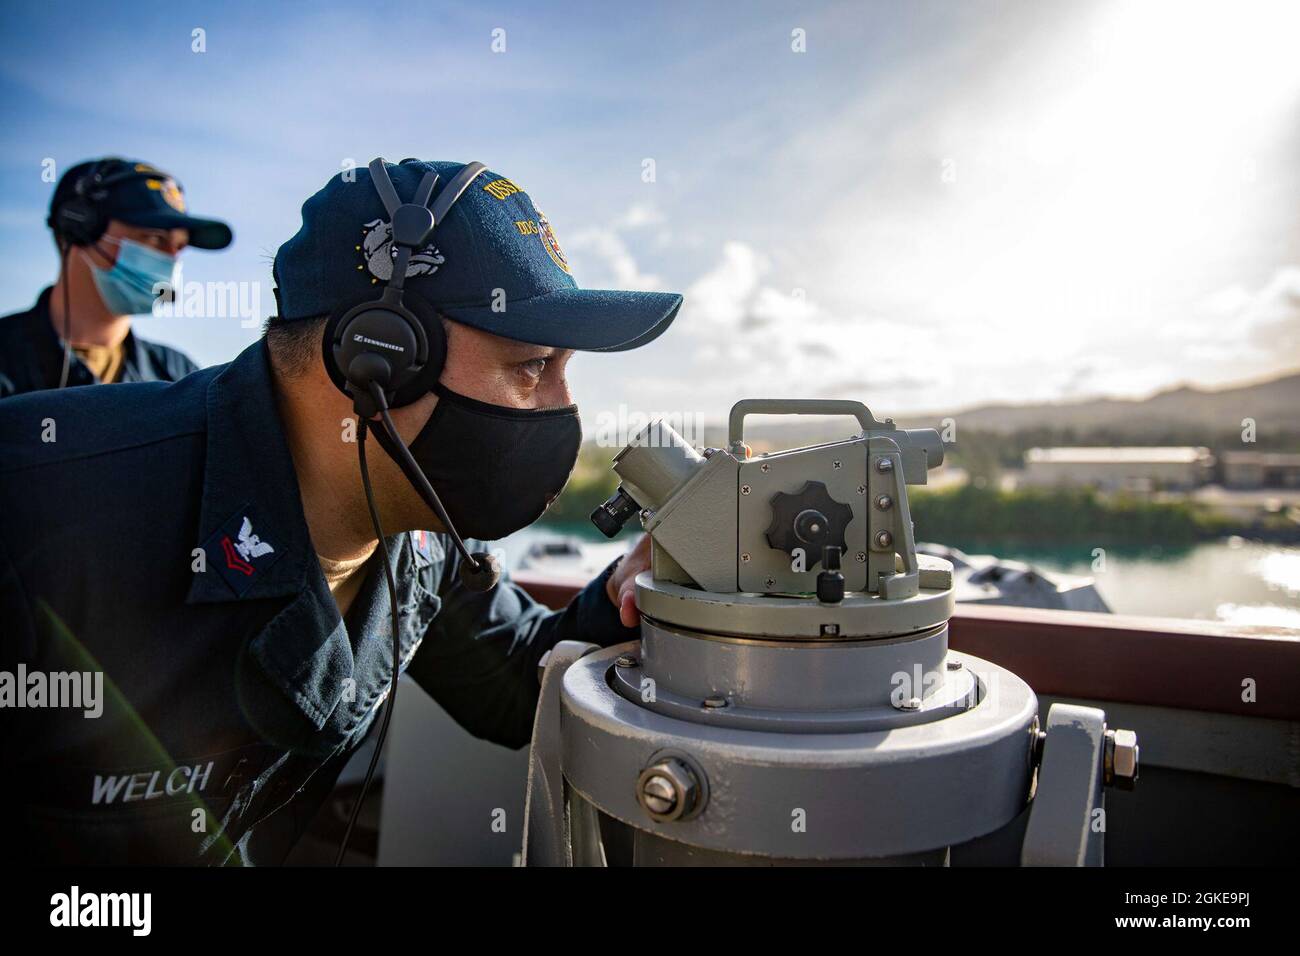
[
  {"xmin": 1220, "ymin": 451, "xmax": 1300, "ymax": 489},
  {"xmin": 1021, "ymin": 447, "xmax": 1213, "ymax": 491}
]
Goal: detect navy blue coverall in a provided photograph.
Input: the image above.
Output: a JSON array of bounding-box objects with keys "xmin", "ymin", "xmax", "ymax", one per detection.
[{"xmin": 0, "ymin": 339, "xmax": 633, "ymax": 864}]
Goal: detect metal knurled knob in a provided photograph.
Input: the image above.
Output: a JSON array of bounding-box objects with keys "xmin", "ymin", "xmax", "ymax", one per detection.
[{"xmin": 764, "ymin": 480, "xmax": 854, "ymax": 570}]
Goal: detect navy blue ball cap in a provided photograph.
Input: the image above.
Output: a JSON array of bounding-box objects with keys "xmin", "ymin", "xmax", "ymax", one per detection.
[
  {"xmin": 272, "ymin": 158, "xmax": 682, "ymax": 351},
  {"xmin": 50, "ymin": 158, "xmax": 233, "ymax": 250}
]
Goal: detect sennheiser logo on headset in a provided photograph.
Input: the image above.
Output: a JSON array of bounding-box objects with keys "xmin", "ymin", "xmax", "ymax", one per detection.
[{"xmin": 353, "ymin": 333, "xmax": 405, "ymax": 353}]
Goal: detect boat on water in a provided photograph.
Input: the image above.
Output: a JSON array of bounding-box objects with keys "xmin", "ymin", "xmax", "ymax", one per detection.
[
  {"xmin": 917, "ymin": 543, "xmax": 1111, "ymax": 612},
  {"xmin": 514, "ymin": 535, "xmax": 627, "ymax": 580}
]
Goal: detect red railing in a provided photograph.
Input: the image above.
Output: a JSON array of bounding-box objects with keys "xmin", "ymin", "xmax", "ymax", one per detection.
[{"xmin": 512, "ymin": 571, "xmax": 1300, "ymax": 722}]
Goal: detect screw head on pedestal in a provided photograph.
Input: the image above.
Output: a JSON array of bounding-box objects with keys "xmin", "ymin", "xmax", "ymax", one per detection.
[{"xmin": 636, "ymin": 757, "xmax": 703, "ymax": 822}]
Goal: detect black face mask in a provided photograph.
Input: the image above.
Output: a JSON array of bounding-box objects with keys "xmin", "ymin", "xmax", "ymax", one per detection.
[{"xmin": 392, "ymin": 383, "xmax": 582, "ymax": 541}]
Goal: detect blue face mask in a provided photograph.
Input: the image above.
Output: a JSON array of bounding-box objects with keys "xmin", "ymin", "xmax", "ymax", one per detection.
[{"xmin": 83, "ymin": 236, "xmax": 178, "ymax": 316}]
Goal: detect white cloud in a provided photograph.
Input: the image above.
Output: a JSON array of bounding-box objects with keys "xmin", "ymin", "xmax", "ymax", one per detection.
[
  {"xmin": 566, "ymin": 226, "xmax": 663, "ymax": 291},
  {"xmin": 746, "ymin": 0, "xmax": 1300, "ymax": 411},
  {"xmin": 616, "ymin": 202, "xmax": 666, "ymax": 230},
  {"xmin": 751, "ymin": 287, "xmax": 820, "ymax": 328},
  {"xmin": 683, "ymin": 240, "xmax": 767, "ymax": 328},
  {"xmin": 1206, "ymin": 266, "xmax": 1300, "ymax": 362},
  {"xmin": 667, "ymin": 241, "xmax": 940, "ymax": 409}
]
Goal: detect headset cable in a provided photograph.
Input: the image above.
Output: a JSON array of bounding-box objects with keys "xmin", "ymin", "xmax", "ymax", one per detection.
[
  {"xmin": 334, "ymin": 384, "xmax": 404, "ymax": 866},
  {"xmin": 57, "ymin": 243, "xmax": 74, "ymax": 389}
]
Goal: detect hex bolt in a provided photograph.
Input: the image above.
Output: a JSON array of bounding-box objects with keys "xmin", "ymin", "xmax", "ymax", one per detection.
[
  {"xmin": 946, "ymin": 658, "xmax": 963, "ymax": 670},
  {"xmin": 895, "ymin": 696, "xmax": 922, "ymax": 712},
  {"xmin": 876, "ymin": 458, "xmax": 894, "ymax": 473},
  {"xmin": 741, "ymin": 484, "xmax": 751, "ymax": 495},
  {"xmin": 702, "ymin": 695, "xmax": 728, "ymax": 708},
  {"xmin": 636, "ymin": 757, "xmax": 703, "ymax": 823},
  {"xmin": 615, "ymin": 655, "xmax": 638, "ymax": 668},
  {"xmin": 874, "ymin": 530, "xmax": 893, "ymax": 549},
  {"xmin": 1103, "ymin": 728, "xmax": 1140, "ymax": 790},
  {"xmin": 875, "ymin": 494, "xmax": 893, "ymax": 511}
]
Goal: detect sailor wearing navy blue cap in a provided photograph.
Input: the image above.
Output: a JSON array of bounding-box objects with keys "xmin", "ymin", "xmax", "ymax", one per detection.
[
  {"xmin": 0, "ymin": 157, "xmax": 681, "ymax": 864},
  {"xmin": 0, "ymin": 156, "xmax": 234, "ymax": 397}
]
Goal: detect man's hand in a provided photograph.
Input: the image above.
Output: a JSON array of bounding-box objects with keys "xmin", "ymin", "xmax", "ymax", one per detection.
[{"xmin": 605, "ymin": 534, "xmax": 650, "ymax": 628}]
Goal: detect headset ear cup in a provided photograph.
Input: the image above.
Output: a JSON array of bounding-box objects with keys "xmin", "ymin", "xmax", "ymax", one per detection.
[
  {"xmin": 53, "ymin": 160, "xmax": 144, "ymax": 248},
  {"xmin": 320, "ymin": 293, "xmax": 434, "ymax": 408},
  {"xmin": 389, "ymin": 290, "xmax": 446, "ymax": 409},
  {"xmin": 321, "ymin": 301, "xmax": 357, "ymax": 398},
  {"xmin": 55, "ymin": 199, "xmax": 102, "ymax": 247}
]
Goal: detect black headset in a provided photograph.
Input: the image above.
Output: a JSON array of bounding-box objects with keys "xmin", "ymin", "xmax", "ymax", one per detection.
[
  {"xmin": 47, "ymin": 159, "xmax": 161, "ymax": 388},
  {"xmin": 49, "ymin": 159, "xmax": 157, "ymax": 248},
  {"xmin": 322, "ymin": 157, "xmax": 498, "ymax": 866},
  {"xmin": 322, "ymin": 158, "xmax": 487, "ymax": 419},
  {"xmin": 318, "ymin": 156, "xmax": 500, "ymax": 587}
]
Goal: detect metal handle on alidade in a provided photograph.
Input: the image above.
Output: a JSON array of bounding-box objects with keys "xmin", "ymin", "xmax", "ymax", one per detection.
[{"xmin": 727, "ymin": 399, "xmax": 885, "ymax": 451}]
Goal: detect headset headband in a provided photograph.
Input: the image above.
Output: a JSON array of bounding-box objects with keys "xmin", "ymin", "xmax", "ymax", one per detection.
[
  {"xmin": 325, "ymin": 157, "xmax": 490, "ymax": 415},
  {"xmin": 365, "ymin": 158, "xmax": 487, "ymax": 295},
  {"xmin": 76, "ymin": 160, "xmax": 171, "ymax": 204},
  {"xmin": 50, "ymin": 160, "xmax": 171, "ymax": 242},
  {"xmin": 365, "ymin": 158, "xmax": 488, "ymax": 223}
]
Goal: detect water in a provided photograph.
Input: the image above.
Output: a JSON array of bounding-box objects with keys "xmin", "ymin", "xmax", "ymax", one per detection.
[
  {"xmin": 504, "ymin": 524, "xmax": 1300, "ymax": 628},
  {"xmin": 945, "ymin": 537, "xmax": 1300, "ymax": 627}
]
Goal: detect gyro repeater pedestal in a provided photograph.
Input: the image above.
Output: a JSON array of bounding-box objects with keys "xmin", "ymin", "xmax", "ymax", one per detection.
[{"xmin": 523, "ymin": 399, "xmax": 1138, "ymax": 866}]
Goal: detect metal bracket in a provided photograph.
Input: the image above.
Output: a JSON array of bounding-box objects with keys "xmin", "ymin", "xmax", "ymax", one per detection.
[
  {"xmin": 521, "ymin": 640, "xmax": 599, "ymax": 866},
  {"xmin": 1020, "ymin": 703, "xmax": 1107, "ymax": 866},
  {"xmin": 868, "ymin": 436, "xmax": 920, "ymax": 599}
]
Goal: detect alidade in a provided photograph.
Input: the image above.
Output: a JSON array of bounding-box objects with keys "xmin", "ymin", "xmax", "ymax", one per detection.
[{"xmin": 591, "ymin": 399, "xmax": 944, "ymax": 599}]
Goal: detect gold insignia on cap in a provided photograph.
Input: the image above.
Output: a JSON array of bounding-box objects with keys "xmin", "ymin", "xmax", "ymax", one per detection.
[
  {"xmin": 146, "ymin": 178, "xmax": 187, "ymax": 212},
  {"xmin": 482, "ymin": 178, "xmax": 521, "ymax": 201},
  {"xmin": 537, "ymin": 211, "xmax": 569, "ymax": 274}
]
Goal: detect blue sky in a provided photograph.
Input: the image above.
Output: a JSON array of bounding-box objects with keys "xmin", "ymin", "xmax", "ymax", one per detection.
[{"xmin": 2, "ymin": 0, "xmax": 1298, "ymax": 422}]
